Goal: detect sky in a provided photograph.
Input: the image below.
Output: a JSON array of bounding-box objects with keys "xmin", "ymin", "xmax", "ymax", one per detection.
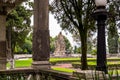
[{"xmin": 49, "ymin": 14, "xmax": 62, "ymax": 37}]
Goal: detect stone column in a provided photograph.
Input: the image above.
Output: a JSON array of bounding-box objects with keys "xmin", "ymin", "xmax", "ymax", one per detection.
[
  {"xmin": 32, "ymin": 0, "xmax": 50, "ymax": 69},
  {"xmin": 0, "ymin": 14, "xmax": 7, "ymax": 70}
]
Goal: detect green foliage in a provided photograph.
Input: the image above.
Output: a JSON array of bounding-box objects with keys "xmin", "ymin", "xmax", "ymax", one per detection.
[
  {"xmin": 73, "ymin": 46, "xmax": 81, "ymax": 54},
  {"xmin": 91, "ymin": 49, "xmax": 97, "ymax": 55},
  {"xmin": 50, "ymin": 37, "xmax": 56, "ymax": 53},
  {"xmin": 6, "ymin": 0, "xmax": 33, "ymax": 53},
  {"xmin": 64, "ymin": 36, "xmax": 72, "ymax": 53},
  {"xmin": 50, "ymin": 0, "xmax": 120, "ymax": 70},
  {"xmin": 107, "ymin": 1, "xmax": 120, "ymax": 54},
  {"xmin": 107, "ymin": 32, "xmax": 119, "ymax": 54},
  {"xmin": 50, "ymin": 0, "xmax": 96, "ymax": 70},
  {"xmin": 108, "ymin": 30, "xmax": 118, "ymax": 53},
  {"xmin": 20, "ymin": 35, "xmax": 32, "ymax": 54}
]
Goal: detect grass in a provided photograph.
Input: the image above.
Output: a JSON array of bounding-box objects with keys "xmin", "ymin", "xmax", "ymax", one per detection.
[
  {"xmin": 7, "ymin": 57, "xmax": 80, "ymax": 68},
  {"xmin": 50, "ymin": 57, "xmax": 80, "ymax": 63},
  {"xmin": 15, "ymin": 58, "xmax": 32, "ymax": 67},
  {"xmin": 7, "ymin": 57, "xmax": 120, "ymax": 68},
  {"xmin": 7, "ymin": 58, "xmax": 32, "ymax": 68},
  {"xmin": 7, "ymin": 58, "xmax": 75, "ymax": 73},
  {"xmin": 50, "ymin": 57, "xmax": 120, "ymax": 65},
  {"xmin": 6, "ymin": 57, "xmax": 120, "ymax": 74},
  {"xmin": 52, "ymin": 67, "xmax": 75, "ymax": 73},
  {"xmin": 7, "ymin": 57, "xmax": 89, "ymax": 67}
]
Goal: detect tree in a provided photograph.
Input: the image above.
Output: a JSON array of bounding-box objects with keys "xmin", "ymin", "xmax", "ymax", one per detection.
[
  {"xmin": 74, "ymin": 46, "xmax": 81, "ymax": 54},
  {"xmin": 107, "ymin": 0, "xmax": 120, "ymax": 54},
  {"xmin": 6, "ymin": 0, "xmax": 33, "ymax": 56},
  {"xmin": 64, "ymin": 36, "xmax": 72, "ymax": 54},
  {"xmin": 6, "ymin": 0, "xmax": 33, "ymax": 68},
  {"xmin": 50, "ymin": 37, "xmax": 56, "ymax": 53},
  {"xmin": 20, "ymin": 33, "xmax": 32, "ymax": 54},
  {"xmin": 50, "ymin": 0, "xmax": 95, "ymax": 69}
]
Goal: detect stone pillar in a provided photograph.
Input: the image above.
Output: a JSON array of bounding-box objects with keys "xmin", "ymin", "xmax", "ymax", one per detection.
[
  {"xmin": 0, "ymin": 15, "xmax": 7, "ymax": 70},
  {"xmin": 32, "ymin": 0, "xmax": 50, "ymax": 69}
]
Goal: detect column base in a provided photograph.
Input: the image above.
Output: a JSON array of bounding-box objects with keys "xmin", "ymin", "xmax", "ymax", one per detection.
[
  {"xmin": 32, "ymin": 61, "xmax": 50, "ymax": 69},
  {"xmin": 0, "ymin": 58, "xmax": 7, "ymax": 70}
]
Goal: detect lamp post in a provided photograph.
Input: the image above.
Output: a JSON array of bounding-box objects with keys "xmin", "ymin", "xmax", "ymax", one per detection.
[{"xmin": 92, "ymin": 0, "xmax": 108, "ymax": 74}]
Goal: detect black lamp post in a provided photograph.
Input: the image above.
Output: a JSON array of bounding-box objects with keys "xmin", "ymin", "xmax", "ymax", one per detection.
[{"xmin": 92, "ymin": 0, "xmax": 108, "ymax": 74}]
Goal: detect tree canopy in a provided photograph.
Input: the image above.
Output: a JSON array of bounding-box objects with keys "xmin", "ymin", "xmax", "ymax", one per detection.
[
  {"xmin": 50, "ymin": 0, "xmax": 95, "ymax": 70},
  {"xmin": 6, "ymin": 0, "xmax": 33, "ymax": 53},
  {"xmin": 50, "ymin": 0, "xmax": 120, "ymax": 70},
  {"xmin": 107, "ymin": 0, "xmax": 120, "ymax": 54}
]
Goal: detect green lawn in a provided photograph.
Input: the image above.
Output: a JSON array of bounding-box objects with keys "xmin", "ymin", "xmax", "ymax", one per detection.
[
  {"xmin": 7, "ymin": 57, "xmax": 120, "ymax": 68},
  {"xmin": 15, "ymin": 59, "xmax": 32, "ymax": 67},
  {"xmin": 6, "ymin": 57, "xmax": 120, "ymax": 75},
  {"xmin": 7, "ymin": 57, "xmax": 81, "ymax": 68},
  {"xmin": 7, "ymin": 58, "xmax": 32, "ymax": 68},
  {"xmin": 52, "ymin": 67, "xmax": 75, "ymax": 73},
  {"xmin": 50, "ymin": 57, "xmax": 80, "ymax": 63}
]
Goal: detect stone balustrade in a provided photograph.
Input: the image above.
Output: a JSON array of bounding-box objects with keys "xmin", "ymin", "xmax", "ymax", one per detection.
[{"xmin": 0, "ymin": 68, "xmax": 76, "ymax": 80}]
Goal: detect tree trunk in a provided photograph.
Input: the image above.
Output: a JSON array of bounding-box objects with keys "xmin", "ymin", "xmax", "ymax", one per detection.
[
  {"xmin": 80, "ymin": 30, "xmax": 88, "ymax": 70},
  {"xmin": 6, "ymin": 26, "xmax": 14, "ymax": 69}
]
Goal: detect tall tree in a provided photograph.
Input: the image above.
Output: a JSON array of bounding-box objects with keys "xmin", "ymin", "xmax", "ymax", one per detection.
[
  {"xmin": 64, "ymin": 36, "xmax": 72, "ymax": 53},
  {"xmin": 107, "ymin": 0, "xmax": 120, "ymax": 54},
  {"xmin": 6, "ymin": 0, "xmax": 33, "ymax": 57},
  {"xmin": 50, "ymin": 37, "xmax": 56, "ymax": 53},
  {"xmin": 50, "ymin": 0, "xmax": 95, "ymax": 70}
]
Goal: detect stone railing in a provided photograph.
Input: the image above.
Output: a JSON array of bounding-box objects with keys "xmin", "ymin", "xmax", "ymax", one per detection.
[{"xmin": 0, "ymin": 68, "xmax": 76, "ymax": 80}]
